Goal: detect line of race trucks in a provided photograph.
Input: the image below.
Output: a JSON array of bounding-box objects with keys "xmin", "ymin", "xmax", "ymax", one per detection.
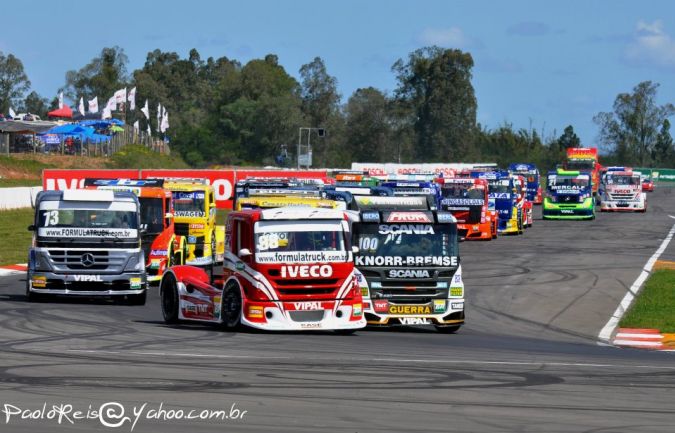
[{"xmin": 24, "ymin": 147, "xmax": 654, "ymax": 333}]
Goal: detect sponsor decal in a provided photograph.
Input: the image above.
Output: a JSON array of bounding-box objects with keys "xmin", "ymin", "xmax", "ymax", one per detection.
[
  {"xmin": 451, "ymin": 302, "xmax": 464, "ymax": 310},
  {"xmin": 247, "ymin": 305, "xmax": 263, "ymax": 319},
  {"xmin": 489, "ymin": 193, "xmax": 511, "ymax": 199},
  {"xmin": 386, "ymin": 212, "xmax": 431, "ymax": 223},
  {"xmin": 355, "ymin": 256, "xmax": 458, "ymax": 267},
  {"xmin": 388, "ymin": 304, "xmax": 432, "ymax": 315},
  {"xmin": 433, "ymin": 299, "xmax": 446, "ymax": 313},
  {"xmin": 31, "ymin": 276, "xmax": 46, "ymax": 288},
  {"xmin": 378, "ymin": 224, "xmax": 434, "ymax": 235},
  {"xmin": 454, "ymin": 274, "xmax": 462, "ymax": 283},
  {"xmin": 300, "ymin": 323, "xmax": 322, "ymax": 328},
  {"xmin": 293, "ymin": 301, "xmax": 323, "ymax": 310},
  {"xmin": 174, "ymin": 191, "xmax": 205, "ymax": 200},
  {"xmin": 174, "ymin": 211, "xmax": 206, "ymax": 217},
  {"xmin": 561, "ymin": 209, "xmax": 574, "ymax": 214},
  {"xmin": 149, "ymin": 260, "xmax": 161, "ymax": 269},
  {"xmin": 73, "ymin": 275, "xmax": 103, "ymax": 282},
  {"xmin": 130, "ymin": 278, "xmax": 142, "ymax": 289},
  {"xmin": 187, "ymin": 236, "xmax": 197, "ymax": 244},
  {"xmin": 281, "ymin": 265, "xmax": 333, "ymax": 278},
  {"xmin": 38, "ymin": 228, "xmax": 137, "ymax": 239},
  {"xmin": 399, "ymin": 317, "xmax": 431, "ymax": 325},
  {"xmin": 373, "ymin": 300, "xmax": 389, "ymax": 313},
  {"xmin": 387, "ymin": 269, "xmax": 431, "ymax": 278},
  {"xmin": 213, "ymin": 296, "xmax": 221, "ymax": 319},
  {"xmin": 450, "ymin": 287, "xmax": 463, "ymax": 297},
  {"xmin": 441, "ymin": 198, "xmax": 484, "ymax": 206},
  {"xmin": 352, "ymin": 303, "xmax": 362, "ymax": 316},
  {"xmin": 150, "ymin": 249, "xmax": 168, "ymax": 256},
  {"xmin": 256, "ymin": 251, "xmax": 347, "ymax": 264},
  {"xmin": 189, "ymin": 223, "xmax": 205, "ymax": 229},
  {"xmin": 360, "ymin": 287, "xmax": 369, "ymax": 296}
]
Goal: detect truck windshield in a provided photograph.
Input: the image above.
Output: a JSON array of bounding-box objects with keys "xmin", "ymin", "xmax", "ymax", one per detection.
[
  {"xmin": 354, "ymin": 223, "xmax": 457, "ymax": 263},
  {"xmin": 606, "ymin": 175, "xmax": 640, "ymax": 186},
  {"xmin": 488, "ymin": 180, "xmax": 511, "ymax": 194},
  {"xmin": 139, "ymin": 197, "xmax": 165, "ymax": 234},
  {"xmin": 566, "ymin": 160, "xmax": 595, "ymax": 171},
  {"xmin": 548, "ymin": 175, "xmax": 590, "ymax": 189},
  {"xmin": 172, "ymin": 191, "xmax": 206, "ymax": 217},
  {"xmin": 442, "ymin": 184, "xmax": 485, "ymax": 200},
  {"xmin": 254, "ymin": 220, "xmax": 348, "ymax": 263},
  {"xmin": 37, "ymin": 207, "xmax": 138, "ymax": 239}
]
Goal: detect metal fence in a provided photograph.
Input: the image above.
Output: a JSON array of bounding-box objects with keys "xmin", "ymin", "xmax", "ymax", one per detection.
[{"xmin": 0, "ymin": 125, "xmax": 168, "ymax": 157}]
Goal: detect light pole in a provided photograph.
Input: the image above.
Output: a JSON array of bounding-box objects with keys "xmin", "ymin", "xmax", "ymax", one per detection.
[{"xmin": 297, "ymin": 127, "xmax": 325, "ymax": 169}]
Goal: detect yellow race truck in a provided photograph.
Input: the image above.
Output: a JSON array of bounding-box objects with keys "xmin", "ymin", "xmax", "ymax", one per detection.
[{"xmin": 163, "ymin": 179, "xmax": 225, "ymax": 274}]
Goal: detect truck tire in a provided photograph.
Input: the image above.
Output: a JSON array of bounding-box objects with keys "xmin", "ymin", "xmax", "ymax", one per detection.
[
  {"xmin": 220, "ymin": 283, "xmax": 242, "ymax": 330},
  {"xmin": 160, "ymin": 274, "xmax": 179, "ymax": 324},
  {"xmin": 435, "ymin": 325, "xmax": 461, "ymax": 334}
]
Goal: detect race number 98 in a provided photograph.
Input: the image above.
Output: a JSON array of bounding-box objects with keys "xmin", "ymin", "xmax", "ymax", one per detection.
[{"xmin": 258, "ymin": 233, "xmax": 280, "ymax": 251}]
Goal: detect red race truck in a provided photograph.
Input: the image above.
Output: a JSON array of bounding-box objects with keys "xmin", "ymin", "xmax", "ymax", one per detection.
[
  {"xmin": 437, "ymin": 177, "xmax": 495, "ymax": 240},
  {"xmin": 159, "ymin": 207, "xmax": 365, "ymax": 332}
]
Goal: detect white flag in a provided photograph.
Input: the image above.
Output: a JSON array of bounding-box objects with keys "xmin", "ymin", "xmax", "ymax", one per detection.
[
  {"xmin": 147, "ymin": 123, "xmax": 151, "ymax": 137},
  {"xmin": 133, "ymin": 120, "xmax": 139, "ymax": 133},
  {"xmin": 106, "ymin": 96, "xmax": 117, "ymax": 112},
  {"xmin": 9, "ymin": 107, "xmax": 16, "ymax": 118},
  {"xmin": 88, "ymin": 96, "xmax": 98, "ymax": 113},
  {"xmin": 128, "ymin": 87, "xmax": 136, "ymax": 111},
  {"xmin": 114, "ymin": 88, "xmax": 127, "ymax": 104},
  {"xmin": 78, "ymin": 97, "xmax": 85, "ymax": 116},
  {"xmin": 160, "ymin": 110, "xmax": 169, "ymax": 133},
  {"xmin": 141, "ymin": 99, "xmax": 149, "ymax": 119},
  {"xmin": 58, "ymin": 91, "xmax": 64, "ymax": 109},
  {"xmin": 157, "ymin": 103, "xmax": 162, "ymax": 131},
  {"xmin": 102, "ymin": 107, "xmax": 112, "ymax": 119}
]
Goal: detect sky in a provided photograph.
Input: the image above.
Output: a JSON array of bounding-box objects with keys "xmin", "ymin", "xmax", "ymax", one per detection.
[{"xmin": 3, "ymin": 0, "xmax": 675, "ymax": 147}]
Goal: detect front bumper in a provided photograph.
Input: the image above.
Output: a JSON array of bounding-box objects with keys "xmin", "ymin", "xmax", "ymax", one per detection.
[
  {"xmin": 363, "ymin": 298, "xmax": 465, "ymax": 326},
  {"xmin": 241, "ymin": 300, "xmax": 366, "ymax": 331},
  {"xmin": 543, "ymin": 198, "xmax": 594, "ymax": 219},
  {"xmin": 600, "ymin": 200, "xmax": 645, "ymax": 211},
  {"xmin": 457, "ymin": 222, "xmax": 492, "ymax": 240},
  {"xmin": 27, "ymin": 271, "xmax": 146, "ymax": 296}
]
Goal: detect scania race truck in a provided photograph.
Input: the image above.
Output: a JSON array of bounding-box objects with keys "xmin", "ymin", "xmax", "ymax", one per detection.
[
  {"xmin": 159, "ymin": 207, "xmax": 365, "ymax": 332},
  {"xmin": 27, "ymin": 189, "xmax": 147, "ymax": 303},
  {"xmin": 542, "ymin": 169, "xmax": 595, "ymax": 220},
  {"xmin": 599, "ymin": 170, "xmax": 646, "ymax": 212},
  {"xmin": 348, "ymin": 195, "xmax": 464, "ymax": 333}
]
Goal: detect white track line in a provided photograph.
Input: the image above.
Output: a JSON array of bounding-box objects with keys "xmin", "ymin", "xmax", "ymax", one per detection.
[{"xmin": 598, "ymin": 222, "xmax": 675, "ymax": 343}]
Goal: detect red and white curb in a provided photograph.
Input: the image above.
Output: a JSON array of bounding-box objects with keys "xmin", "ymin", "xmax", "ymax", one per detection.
[
  {"xmin": 0, "ymin": 264, "xmax": 27, "ymax": 276},
  {"xmin": 613, "ymin": 328, "xmax": 675, "ymax": 351}
]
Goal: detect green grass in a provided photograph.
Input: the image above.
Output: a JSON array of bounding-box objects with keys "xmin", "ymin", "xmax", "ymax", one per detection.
[
  {"xmin": 0, "ymin": 208, "xmax": 33, "ymax": 265},
  {"xmin": 107, "ymin": 145, "xmax": 189, "ymax": 169},
  {"xmin": 620, "ymin": 269, "xmax": 675, "ymax": 332},
  {"xmin": 0, "ymin": 179, "xmax": 41, "ymax": 187},
  {"xmin": 0, "ymin": 155, "xmax": 55, "ymax": 176}
]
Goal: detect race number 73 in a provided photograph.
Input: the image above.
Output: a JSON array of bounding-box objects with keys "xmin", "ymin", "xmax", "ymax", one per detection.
[{"xmin": 42, "ymin": 210, "xmax": 59, "ymax": 226}]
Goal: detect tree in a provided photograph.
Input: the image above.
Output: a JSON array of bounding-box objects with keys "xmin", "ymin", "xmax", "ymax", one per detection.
[
  {"xmin": 392, "ymin": 46, "xmax": 477, "ymax": 161},
  {"xmin": 345, "ymin": 87, "xmax": 391, "ymax": 162},
  {"xmin": 0, "ymin": 51, "xmax": 31, "ymax": 114},
  {"xmin": 593, "ymin": 81, "xmax": 675, "ymax": 166},
  {"xmin": 23, "ymin": 91, "xmax": 49, "ymax": 118},
  {"xmin": 557, "ymin": 125, "xmax": 581, "ymax": 150},
  {"xmin": 63, "ymin": 46, "xmax": 129, "ymax": 103},
  {"xmin": 653, "ymin": 119, "xmax": 674, "ymax": 166}
]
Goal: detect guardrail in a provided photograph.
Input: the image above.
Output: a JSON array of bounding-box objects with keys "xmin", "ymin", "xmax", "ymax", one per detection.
[{"xmin": 0, "ymin": 186, "xmax": 42, "ymax": 210}]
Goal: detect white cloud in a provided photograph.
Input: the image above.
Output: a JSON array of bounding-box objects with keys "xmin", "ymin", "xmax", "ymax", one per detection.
[
  {"xmin": 418, "ymin": 27, "xmax": 480, "ymax": 49},
  {"xmin": 624, "ymin": 19, "xmax": 675, "ymax": 69}
]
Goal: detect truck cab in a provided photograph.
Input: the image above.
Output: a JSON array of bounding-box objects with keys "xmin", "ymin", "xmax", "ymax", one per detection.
[
  {"xmin": 543, "ymin": 169, "xmax": 595, "ymax": 219},
  {"xmin": 84, "ymin": 178, "xmax": 187, "ymax": 283},
  {"xmin": 437, "ymin": 177, "xmax": 494, "ymax": 240},
  {"xmin": 379, "ymin": 175, "xmax": 441, "ymax": 210},
  {"xmin": 564, "ymin": 148, "xmax": 601, "ymax": 196},
  {"xmin": 27, "ymin": 189, "xmax": 147, "ymax": 303},
  {"xmin": 471, "ymin": 170, "xmax": 522, "ymax": 235},
  {"xmin": 235, "ymin": 188, "xmax": 344, "ymax": 210},
  {"xmin": 159, "ymin": 207, "xmax": 365, "ymax": 332},
  {"xmin": 164, "ymin": 179, "xmax": 224, "ymax": 272},
  {"xmin": 508, "ymin": 163, "xmax": 542, "ymax": 204},
  {"xmin": 349, "ymin": 195, "xmax": 464, "ymax": 332},
  {"xmin": 599, "ymin": 170, "xmax": 646, "ymax": 212}
]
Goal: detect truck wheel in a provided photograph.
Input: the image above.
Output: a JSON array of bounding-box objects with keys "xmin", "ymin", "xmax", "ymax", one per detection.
[
  {"xmin": 160, "ymin": 274, "xmax": 179, "ymax": 324},
  {"xmin": 435, "ymin": 325, "xmax": 461, "ymax": 334},
  {"xmin": 221, "ymin": 283, "xmax": 242, "ymax": 330},
  {"xmin": 127, "ymin": 291, "xmax": 147, "ymax": 306}
]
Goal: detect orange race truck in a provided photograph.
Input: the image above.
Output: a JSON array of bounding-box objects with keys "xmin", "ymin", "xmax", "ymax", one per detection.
[{"xmin": 564, "ymin": 148, "xmax": 602, "ymax": 196}]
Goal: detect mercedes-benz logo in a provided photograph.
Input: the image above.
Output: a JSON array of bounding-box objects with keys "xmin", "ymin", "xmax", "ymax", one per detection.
[{"xmin": 80, "ymin": 253, "xmax": 95, "ymax": 267}]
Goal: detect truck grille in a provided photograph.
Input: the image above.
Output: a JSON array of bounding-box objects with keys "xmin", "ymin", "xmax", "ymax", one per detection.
[
  {"xmin": 289, "ymin": 310, "xmax": 325, "ymax": 322},
  {"xmin": 609, "ymin": 193, "xmax": 635, "ymax": 200},
  {"xmin": 48, "ymin": 250, "xmax": 117, "ymax": 270},
  {"xmin": 174, "ymin": 223, "xmax": 190, "ymax": 236},
  {"xmin": 557, "ymin": 194, "xmax": 579, "ymax": 203}
]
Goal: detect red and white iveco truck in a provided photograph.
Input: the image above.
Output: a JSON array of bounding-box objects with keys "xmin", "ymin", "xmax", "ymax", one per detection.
[{"xmin": 159, "ymin": 207, "xmax": 366, "ymax": 332}]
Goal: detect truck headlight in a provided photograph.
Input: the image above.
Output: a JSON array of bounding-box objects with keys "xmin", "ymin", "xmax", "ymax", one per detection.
[{"xmin": 124, "ymin": 254, "xmax": 145, "ymax": 272}]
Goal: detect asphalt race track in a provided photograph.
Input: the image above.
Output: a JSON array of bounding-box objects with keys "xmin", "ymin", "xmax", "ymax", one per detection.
[{"xmin": 1, "ymin": 186, "xmax": 675, "ymax": 432}]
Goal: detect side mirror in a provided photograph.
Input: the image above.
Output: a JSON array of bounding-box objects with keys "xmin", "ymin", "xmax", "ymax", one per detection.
[
  {"xmin": 238, "ymin": 248, "xmax": 252, "ymax": 258},
  {"xmin": 27, "ymin": 224, "xmax": 36, "ymax": 231},
  {"xmin": 164, "ymin": 212, "xmax": 173, "ymax": 219},
  {"xmin": 351, "ymin": 246, "xmax": 360, "ymax": 254}
]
